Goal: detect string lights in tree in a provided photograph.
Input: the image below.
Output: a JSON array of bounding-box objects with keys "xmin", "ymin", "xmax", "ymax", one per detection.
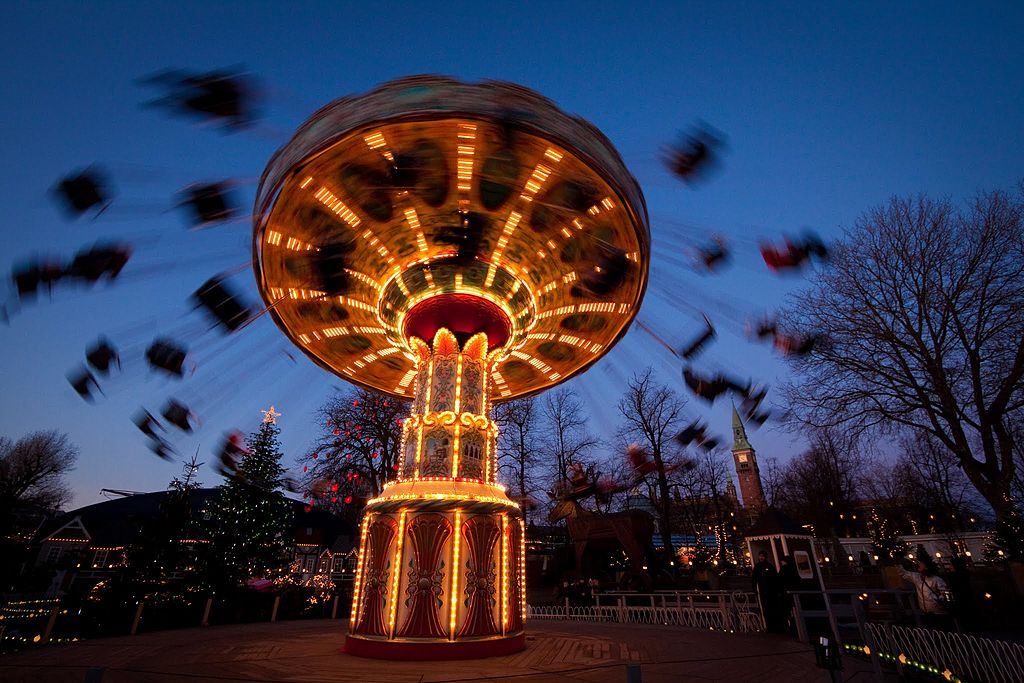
[{"xmin": 869, "ymin": 508, "xmax": 910, "ymax": 565}]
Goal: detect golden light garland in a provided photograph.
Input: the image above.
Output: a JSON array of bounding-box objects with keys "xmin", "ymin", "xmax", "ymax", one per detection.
[
  {"xmin": 449, "ymin": 509, "xmax": 462, "ymax": 639},
  {"xmin": 387, "ymin": 510, "xmax": 407, "ymax": 637},
  {"xmin": 349, "ymin": 515, "xmax": 371, "ymax": 626}
]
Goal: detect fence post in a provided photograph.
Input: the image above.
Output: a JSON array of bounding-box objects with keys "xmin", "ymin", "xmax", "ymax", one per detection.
[
  {"xmin": 270, "ymin": 596, "xmax": 281, "ymax": 623},
  {"xmin": 792, "ymin": 594, "xmax": 808, "ymax": 643},
  {"xmin": 201, "ymin": 597, "xmax": 213, "ymax": 627},
  {"xmin": 718, "ymin": 594, "xmax": 732, "ymax": 631},
  {"xmin": 331, "ymin": 595, "xmax": 340, "ymax": 620},
  {"xmin": 862, "ymin": 622, "xmax": 884, "ymax": 680},
  {"xmin": 823, "ymin": 592, "xmax": 840, "ymax": 643},
  {"xmin": 850, "ymin": 595, "xmax": 869, "ymax": 646},
  {"xmin": 617, "ymin": 595, "xmax": 626, "ymax": 624},
  {"xmin": 130, "ymin": 602, "xmax": 145, "ymax": 635},
  {"xmin": 40, "ymin": 607, "xmax": 59, "ymax": 644}
]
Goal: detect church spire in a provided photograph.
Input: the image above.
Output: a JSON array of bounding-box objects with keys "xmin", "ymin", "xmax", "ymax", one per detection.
[{"xmin": 731, "ymin": 402, "xmax": 752, "ymax": 451}]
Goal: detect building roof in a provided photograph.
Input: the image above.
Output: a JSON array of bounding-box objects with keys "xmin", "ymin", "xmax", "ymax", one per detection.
[
  {"xmin": 731, "ymin": 403, "xmax": 753, "ymax": 452},
  {"xmin": 746, "ymin": 508, "xmax": 811, "ymax": 538},
  {"xmin": 34, "ymin": 488, "xmax": 356, "ymax": 550}
]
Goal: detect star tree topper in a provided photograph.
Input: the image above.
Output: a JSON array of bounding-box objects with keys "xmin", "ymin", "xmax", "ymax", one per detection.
[{"xmin": 262, "ymin": 405, "xmax": 281, "ymax": 424}]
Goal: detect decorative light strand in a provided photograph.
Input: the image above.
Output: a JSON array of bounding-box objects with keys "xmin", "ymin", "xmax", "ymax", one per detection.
[
  {"xmin": 501, "ymin": 513, "xmax": 509, "ymax": 633},
  {"xmin": 349, "ymin": 515, "xmax": 371, "ymax": 625},
  {"xmin": 387, "ymin": 510, "xmax": 407, "ymax": 637},
  {"xmin": 449, "ymin": 510, "xmax": 462, "ymax": 639}
]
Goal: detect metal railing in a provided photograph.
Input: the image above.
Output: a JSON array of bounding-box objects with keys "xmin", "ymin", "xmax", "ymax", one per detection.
[
  {"xmin": 865, "ymin": 623, "xmax": 1024, "ymax": 683},
  {"xmin": 528, "ymin": 591, "xmax": 763, "ymax": 633}
]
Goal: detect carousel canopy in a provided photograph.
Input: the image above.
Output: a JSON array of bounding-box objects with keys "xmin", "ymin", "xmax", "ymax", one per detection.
[{"xmin": 253, "ymin": 76, "xmax": 650, "ymax": 400}]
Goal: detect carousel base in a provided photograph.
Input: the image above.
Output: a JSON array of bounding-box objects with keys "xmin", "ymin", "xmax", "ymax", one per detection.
[{"xmin": 344, "ymin": 633, "xmax": 526, "ymax": 660}]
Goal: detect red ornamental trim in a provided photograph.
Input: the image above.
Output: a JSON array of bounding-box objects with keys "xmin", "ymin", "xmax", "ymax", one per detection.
[
  {"xmin": 507, "ymin": 516, "xmax": 524, "ymax": 633},
  {"xmin": 397, "ymin": 513, "xmax": 453, "ymax": 638},
  {"xmin": 353, "ymin": 515, "xmax": 398, "ymax": 636},
  {"xmin": 457, "ymin": 515, "xmax": 501, "ymax": 637}
]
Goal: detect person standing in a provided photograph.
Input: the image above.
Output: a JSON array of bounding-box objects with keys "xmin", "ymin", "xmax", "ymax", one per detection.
[
  {"xmin": 778, "ymin": 555, "xmax": 801, "ymax": 635},
  {"xmin": 752, "ymin": 550, "xmax": 781, "ymax": 632},
  {"xmin": 900, "ymin": 558, "xmax": 952, "ymax": 630}
]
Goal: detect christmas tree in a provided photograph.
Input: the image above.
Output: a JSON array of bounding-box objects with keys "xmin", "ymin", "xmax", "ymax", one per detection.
[{"xmin": 205, "ymin": 407, "xmax": 294, "ymax": 589}]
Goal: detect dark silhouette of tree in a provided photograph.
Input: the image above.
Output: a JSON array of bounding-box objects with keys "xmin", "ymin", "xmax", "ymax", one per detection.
[
  {"xmin": 760, "ymin": 456, "xmax": 784, "ymax": 509},
  {"xmin": 542, "ymin": 387, "xmax": 597, "ymax": 487},
  {"xmin": 493, "ymin": 396, "xmax": 540, "ymax": 521},
  {"xmin": 123, "ymin": 454, "xmax": 205, "ymax": 595},
  {"xmin": 617, "ymin": 368, "xmax": 687, "ymax": 558},
  {"xmin": 669, "ymin": 450, "xmax": 738, "ymax": 566},
  {"xmin": 299, "ymin": 388, "xmax": 407, "ymax": 521},
  {"xmin": 0, "ymin": 430, "xmax": 78, "ymax": 537},
  {"xmin": 896, "ymin": 431, "xmax": 984, "ymax": 534},
  {"xmin": 781, "ymin": 188, "xmax": 1024, "ymax": 523},
  {"xmin": 774, "ymin": 428, "xmax": 864, "ymax": 541}
]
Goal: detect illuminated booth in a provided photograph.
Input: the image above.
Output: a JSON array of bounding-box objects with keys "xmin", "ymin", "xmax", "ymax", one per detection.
[{"xmin": 252, "ymin": 76, "xmax": 650, "ymax": 659}]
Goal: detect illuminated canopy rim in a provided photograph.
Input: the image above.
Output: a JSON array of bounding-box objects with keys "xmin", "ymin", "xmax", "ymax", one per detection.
[{"xmin": 253, "ymin": 75, "xmax": 651, "ymax": 400}]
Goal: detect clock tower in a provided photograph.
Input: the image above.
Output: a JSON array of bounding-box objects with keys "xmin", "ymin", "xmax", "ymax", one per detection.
[{"xmin": 731, "ymin": 404, "xmax": 766, "ymax": 515}]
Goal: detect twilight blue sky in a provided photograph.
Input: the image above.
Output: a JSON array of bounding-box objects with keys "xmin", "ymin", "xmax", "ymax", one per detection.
[{"xmin": 1, "ymin": 2, "xmax": 1022, "ymax": 508}]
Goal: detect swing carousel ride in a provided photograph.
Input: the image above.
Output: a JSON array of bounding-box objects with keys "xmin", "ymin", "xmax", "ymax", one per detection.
[
  {"xmin": 253, "ymin": 76, "xmax": 649, "ymax": 658},
  {"xmin": 5, "ymin": 68, "xmax": 829, "ymax": 660}
]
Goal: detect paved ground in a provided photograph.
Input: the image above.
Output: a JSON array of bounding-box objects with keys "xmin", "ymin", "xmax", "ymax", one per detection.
[{"xmin": 0, "ymin": 619, "xmax": 870, "ymax": 682}]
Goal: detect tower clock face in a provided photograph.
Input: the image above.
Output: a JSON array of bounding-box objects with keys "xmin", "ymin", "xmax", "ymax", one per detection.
[{"xmin": 738, "ymin": 453, "xmax": 748, "ymax": 464}]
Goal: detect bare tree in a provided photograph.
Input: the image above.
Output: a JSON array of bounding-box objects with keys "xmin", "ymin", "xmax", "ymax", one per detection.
[
  {"xmin": 541, "ymin": 387, "xmax": 598, "ymax": 487},
  {"xmin": 493, "ymin": 397, "xmax": 541, "ymax": 522},
  {"xmin": 617, "ymin": 368, "xmax": 687, "ymax": 557},
  {"xmin": 774, "ymin": 428, "xmax": 865, "ymax": 540},
  {"xmin": 299, "ymin": 388, "xmax": 407, "ymax": 519},
  {"xmin": 1013, "ymin": 421, "xmax": 1024, "ymax": 509},
  {"xmin": 898, "ymin": 431, "xmax": 984, "ymax": 531},
  {"xmin": 670, "ymin": 450, "xmax": 740, "ymax": 565},
  {"xmin": 781, "ymin": 189, "xmax": 1024, "ymax": 522},
  {"xmin": 761, "ymin": 456, "xmax": 784, "ymax": 508},
  {"xmin": 0, "ymin": 430, "xmax": 78, "ymax": 535}
]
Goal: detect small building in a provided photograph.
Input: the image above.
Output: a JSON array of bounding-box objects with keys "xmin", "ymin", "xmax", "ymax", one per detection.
[
  {"xmin": 30, "ymin": 488, "xmax": 356, "ymax": 594},
  {"xmin": 746, "ymin": 508, "xmax": 826, "ymax": 592}
]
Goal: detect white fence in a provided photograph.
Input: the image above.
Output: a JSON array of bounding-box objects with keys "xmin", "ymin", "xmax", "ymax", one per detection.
[
  {"xmin": 866, "ymin": 623, "xmax": 1024, "ymax": 683},
  {"xmin": 528, "ymin": 591, "xmax": 763, "ymax": 633}
]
